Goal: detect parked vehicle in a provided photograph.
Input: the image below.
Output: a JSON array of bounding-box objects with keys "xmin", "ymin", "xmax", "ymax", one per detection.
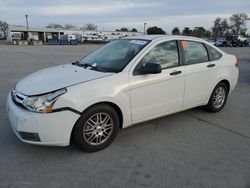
[
  {"xmin": 0, "ymin": 32, "xmax": 6, "ymax": 40},
  {"xmin": 7, "ymin": 35, "xmax": 239, "ymax": 152},
  {"xmin": 83, "ymin": 33, "xmax": 110, "ymax": 44},
  {"xmin": 246, "ymin": 37, "xmax": 250, "ymax": 47},
  {"xmin": 11, "ymin": 32, "xmax": 22, "ymax": 41},
  {"xmin": 225, "ymin": 35, "xmax": 248, "ymax": 47},
  {"xmin": 214, "ymin": 39, "xmax": 231, "ymax": 47},
  {"xmin": 206, "ymin": 39, "xmax": 215, "ymax": 46}
]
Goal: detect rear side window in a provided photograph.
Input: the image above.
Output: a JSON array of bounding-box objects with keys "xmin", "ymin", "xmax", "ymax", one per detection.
[
  {"xmin": 206, "ymin": 45, "xmax": 222, "ymax": 61},
  {"xmin": 182, "ymin": 41, "xmax": 209, "ymax": 65}
]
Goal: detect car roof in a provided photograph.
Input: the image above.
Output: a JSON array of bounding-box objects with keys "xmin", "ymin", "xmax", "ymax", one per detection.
[
  {"xmin": 125, "ymin": 35, "xmax": 206, "ymax": 42},
  {"xmin": 124, "ymin": 34, "xmax": 225, "ymax": 55}
]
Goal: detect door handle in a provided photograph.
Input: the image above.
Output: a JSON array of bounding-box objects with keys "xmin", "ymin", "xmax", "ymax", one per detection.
[
  {"xmin": 170, "ymin": 70, "xmax": 182, "ymax": 76},
  {"xmin": 207, "ymin": 64, "xmax": 215, "ymax": 68}
]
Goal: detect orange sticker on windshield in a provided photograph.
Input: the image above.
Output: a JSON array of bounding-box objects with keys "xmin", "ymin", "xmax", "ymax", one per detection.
[{"xmin": 181, "ymin": 41, "xmax": 188, "ymax": 48}]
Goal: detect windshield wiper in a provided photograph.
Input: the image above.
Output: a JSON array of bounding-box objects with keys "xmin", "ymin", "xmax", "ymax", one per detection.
[
  {"xmin": 78, "ymin": 62, "xmax": 104, "ymax": 72},
  {"xmin": 72, "ymin": 61, "xmax": 114, "ymax": 73},
  {"xmin": 72, "ymin": 61, "xmax": 81, "ymax": 66},
  {"xmin": 81, "ymin": 63, "xmax": 97, "ymax": 69},
  {"xmin": 72, "ymin": 61, "xmax": 96, "ymax": 69}
]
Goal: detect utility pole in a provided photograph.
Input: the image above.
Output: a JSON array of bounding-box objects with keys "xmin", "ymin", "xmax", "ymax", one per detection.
[
  {"xmin": 247, "ymin": 18, "xmax": 250, "ymax": 36},
  {"xmin": 95, "ymin": 26, "xmax": 98, "ymax": 34},
  {"xmin": 144, "ymin": 23, "xmax": 147, "ymax": 35},
  {"xmin": 25, "ymin": 14, "xmax": 29, "ymax": 41}
]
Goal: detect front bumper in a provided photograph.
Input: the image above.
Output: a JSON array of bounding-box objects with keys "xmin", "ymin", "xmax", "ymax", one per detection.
[{"xmin": 6, "ymin": 93, "xmax": 80, "ymax": 146}]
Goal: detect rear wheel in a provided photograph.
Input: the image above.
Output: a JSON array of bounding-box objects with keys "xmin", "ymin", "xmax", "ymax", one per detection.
[
  {"xmin": 205, "ymin": 82, "xmax": 228, "ymax": 113},
  {"xmin": 73, "ymin": 104, "xmax": 120, "ymax": 152}
]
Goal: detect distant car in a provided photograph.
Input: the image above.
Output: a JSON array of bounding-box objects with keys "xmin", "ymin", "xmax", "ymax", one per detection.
[
  {"xmin": 7, "ymin": 35, "xmax": 239, "ymax": 152},
  {"xmin": 225, "ymin": 35, "xmax": 249, "ymax": 47},
  {"xmin": 207, "ymin": 39, "xmax": 215, "ymax": 45},
  {"xmin": 203, "ymin": 38, "xmax": 215, "ymax": 46},
  {"xmin": 214, "ymin": 39, "xmax": 231, "ymax": 47},
  {"xmin": 11, "ymin": 33, "xmax": 22, "ymax": 41}
]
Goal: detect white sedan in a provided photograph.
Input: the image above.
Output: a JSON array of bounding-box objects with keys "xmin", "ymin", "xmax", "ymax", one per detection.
[{"xmin": 6, "ymin": 35, "xmax": 239, "ymax": 152}]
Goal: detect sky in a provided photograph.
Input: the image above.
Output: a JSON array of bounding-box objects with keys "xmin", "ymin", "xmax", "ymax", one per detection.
[{"xmin": 0, "ymin": 0, "xmax": 250, "ymax": 32}]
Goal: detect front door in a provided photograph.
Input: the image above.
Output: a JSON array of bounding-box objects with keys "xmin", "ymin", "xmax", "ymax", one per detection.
[{"xmin": 129, "ymin": 40, "xmax": 185, "ymax": 123}]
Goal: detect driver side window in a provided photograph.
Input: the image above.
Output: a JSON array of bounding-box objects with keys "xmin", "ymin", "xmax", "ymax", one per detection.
[{"xmin": 140, "ymin": 40, "xmax": 179, "ymax": 69}]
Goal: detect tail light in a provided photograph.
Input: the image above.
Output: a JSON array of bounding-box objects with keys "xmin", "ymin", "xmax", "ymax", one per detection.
[{"xmin": 235, "ymin": 59, "xmax": 240, "ymax": 68}]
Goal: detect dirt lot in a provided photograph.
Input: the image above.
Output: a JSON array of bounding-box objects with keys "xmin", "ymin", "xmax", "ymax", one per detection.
[{"xmin": 0, "ymin": 45, "xmax": 250, "ymax": 188}]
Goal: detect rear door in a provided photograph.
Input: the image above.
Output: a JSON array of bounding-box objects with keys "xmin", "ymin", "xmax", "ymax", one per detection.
[{"xmin": 180, "ymin": 40, "xmax": 218, "ymax": 107}]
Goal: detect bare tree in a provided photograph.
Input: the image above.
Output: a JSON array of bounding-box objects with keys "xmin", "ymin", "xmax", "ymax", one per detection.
[
  {"xmin": 212, "ymin": 17, "xmax": 229, "ymax": 39},
  {"xmin": 82, "ymin": 24, "xmax": 96, "ymax": 31},
  {"xmin": 230, "ymin": 13, "xmax": 248, "ymax": 35},
  {"xmin": 0, "ymin": 20, "xmax": 9, "ymax": 39},
  {"xmin": 221, "ymin": 19, "xmax": 229, "ymax": 36},
  {"xmin": 212, "ymin": 17, "xmax": 222, "ymax": 39}
]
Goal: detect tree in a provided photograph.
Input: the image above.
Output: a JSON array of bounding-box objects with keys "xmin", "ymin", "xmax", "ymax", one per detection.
[
  {"xmin": 192, "ymin": 27, "xmax": 206, "ymax": 38},
  {"xmin": 212, "ymin": 18, "xmax": 222, "ymax": 39},
  {"xmin": 172, "ymin": 27, "xmax": 180, "ymax": 35},
  {"xmin": 147, "ymin": 26, "xmax": 166, "ymax": 35},
  {"xmin": 83, "ymin": 24, "xmax": 96, "ymax": 31},
  {"xmin": 205, "ymin": 30, "xmax": 212, "ymax": 38},
  {"xmin": 116, "ymin": 27, "xmax": 129, "ymax": 32},
  {"xmin": 182, "ymin": 27, "xmax": 192, "ymax": 36},
  {"xmin": 46, "ymin": 23, "xmax": 63, "ymax": 29},
  {"xmin": 64, "ymin": 24, "xmax": 76, "ymax": 30},
  {"xmin": 0, "ymin": 20, "xmax": 9, "ymax": 39},
  {"xmin": 221, "ymin": 19, "xmax": 229, "ymax": 36},
  {"xmin": 230, "ymin": 13, "xmax": 248, "ymax": 35},
  {"xmin": 212, "ymin": 18, "xmax": 229, "ymax": 39},
  {"xmin": 131, "ymin": 28, "xmax": 138, "ymax": 32}
]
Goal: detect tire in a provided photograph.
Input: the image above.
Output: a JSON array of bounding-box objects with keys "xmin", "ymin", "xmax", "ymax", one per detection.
[
  {"xmin": 205, "ymin": 82, "xmax": 229, "ymax": 113},
  {"xmin": 73, "ymin": 104, "xmax": 120, "ymax": 152}
]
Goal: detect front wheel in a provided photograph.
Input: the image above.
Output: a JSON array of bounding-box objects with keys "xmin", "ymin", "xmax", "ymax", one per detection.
[
  {"xmin": 73, "ymin": 104, "xmax": 120, "ymax": 152},
  {"xmin": 205, "ymin": 82, "xmax": 228, "ymax": 113}
]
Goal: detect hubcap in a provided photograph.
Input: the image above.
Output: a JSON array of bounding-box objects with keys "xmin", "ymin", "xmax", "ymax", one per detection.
[
  {"xmin": 212, "ymin": 87, "xmax": 226, "ymax": 109},
  {"xmin": 83, "ymin": 113, "xmax": 114, "ymax": 146}
]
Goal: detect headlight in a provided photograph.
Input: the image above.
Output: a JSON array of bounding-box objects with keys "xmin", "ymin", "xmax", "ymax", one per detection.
[{"xmin": 23, "ymin": 88, "xmax": 67, "ymax": 113}]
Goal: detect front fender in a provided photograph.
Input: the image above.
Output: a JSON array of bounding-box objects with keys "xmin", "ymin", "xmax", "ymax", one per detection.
[{"xmin": 53, "ymin": 73, "xmax": 132, "ymax": 127}]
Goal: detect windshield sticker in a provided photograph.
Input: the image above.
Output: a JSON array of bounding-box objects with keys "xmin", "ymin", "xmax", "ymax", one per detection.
[
  {"xmin": 129, "ymin": 40, "xmax": 147, "ymax": 45},
  {"xmin": 181, "ymin": 41, "xmax": 188, "ymax": 48}
]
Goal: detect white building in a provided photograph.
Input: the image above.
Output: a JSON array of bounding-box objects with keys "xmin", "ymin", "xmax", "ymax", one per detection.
[{"xmin": 9, "ymin": 25, "xmax": 143, "ymax": 44}]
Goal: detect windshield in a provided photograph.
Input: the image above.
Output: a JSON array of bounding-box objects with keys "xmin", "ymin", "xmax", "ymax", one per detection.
[{"xmin": 79, "ymin": 39, "xmax": 150, "ymax": 73}]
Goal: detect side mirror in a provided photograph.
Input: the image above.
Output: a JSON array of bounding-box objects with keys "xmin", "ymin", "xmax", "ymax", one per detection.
[{"xmin": 139, "ymin": 63, "xmax": 162, "ymax": 75}]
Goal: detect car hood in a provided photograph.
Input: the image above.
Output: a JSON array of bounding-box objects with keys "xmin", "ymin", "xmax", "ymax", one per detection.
[{"xmin": 15, "ymin": 64, "xmax": 114, "ymax": 96}]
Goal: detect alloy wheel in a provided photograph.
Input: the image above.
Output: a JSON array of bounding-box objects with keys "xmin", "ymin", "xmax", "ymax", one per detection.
[
  {"xmin": 212, "ymin": 87, "xmax": 226, "ymax": 109},
  {"xmin": 83, "ymin": 112, "xmax": 114, "ymax": 146}
]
